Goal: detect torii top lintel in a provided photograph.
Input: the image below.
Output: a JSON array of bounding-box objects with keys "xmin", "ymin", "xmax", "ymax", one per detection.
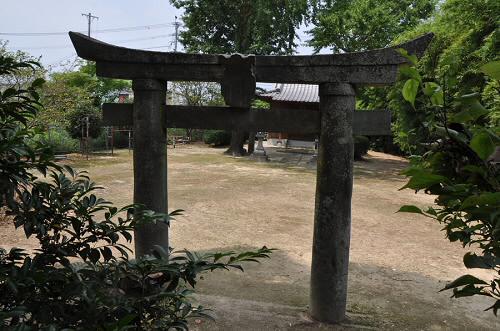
[{"xmin": 69, "ymin": 31, "xmax": 433, "ymax": 87}]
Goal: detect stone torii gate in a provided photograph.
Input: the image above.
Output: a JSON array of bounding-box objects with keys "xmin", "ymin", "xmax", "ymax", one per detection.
[{"xmin": 70, "ymin": 32, "xmax": 432, "ymax": 324}]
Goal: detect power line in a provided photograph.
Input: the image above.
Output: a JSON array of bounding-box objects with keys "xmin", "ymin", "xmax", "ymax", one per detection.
[
  {"xmin": 10, "ymin": 34, "xmax": 176, "ymax": 50},
  {"xmin": 0, "ymin": 22, "xmax": 178, "ymax": 37},
  {"xmin": 143, "ymin": 45, "xmax": 173, "ymax": 50}
]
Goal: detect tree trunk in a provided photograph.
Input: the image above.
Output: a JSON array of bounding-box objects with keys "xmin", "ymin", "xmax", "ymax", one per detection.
[
  {"xmin": 247, "ymin": 131, "xmax": 256, "ymax": 155},
  {"xmin": 224, "ymin": 130, "xmax": 247, "ymax": 156}
]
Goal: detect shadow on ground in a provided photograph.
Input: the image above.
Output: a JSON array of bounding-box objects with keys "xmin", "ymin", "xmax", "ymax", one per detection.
[
  {"xmin": 186, "ymin": 246, "xmax": 497, "ymax": 331},
  {"xmin": 254, "ymin": 147, "xmax": 408, "ymax": 182}
]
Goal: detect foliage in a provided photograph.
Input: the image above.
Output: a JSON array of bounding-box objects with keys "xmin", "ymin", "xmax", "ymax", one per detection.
[
  {"xmin": 398, "ymin": 58, "xmax": 500, "ymax": 314},
  {"xmin": 170, "ymin": 81, "xmax": 223, "ymax": 106},
  {"xmin": 37, "ymin": 62, "xmax": 129, "ymax": 137},
  {"xmin": 50, "ymin": 62, "xmax": 130, "ymax": 107},
  {"xmin": 354, "ymin": 135, "xmax": 370, "ymax": 160},
  {"xmin": 308, "ymin": 0, "xmax": 436, "ymax": 52},
  {"xmin": 92, "ymin": 130, "xmax": 131, "ymax": 150},
  {"xmin": 0, "ymin": 55, "xmax": 52, "ymax": 207},
  {"xmin": 252, "ymin": 98, "xmax": 270, "ymax": 109},
  {"xmin": 203, "ymin": 130, "xmax": 232, "ymax": 147},
  {"xmin": 170, "ymin": 0, "xmax": 309, "ymax": 54},
  {"xmin": 1, "ymin": 54, "xmax": 273, "ymax": 330},
  {"xmin": 387, "ymin": 0, "xmax": 499, "ymax": 154},
  {"xmin": 65, "ymin": 102, "xmax": 102, "ymax": 139},
  {"xmin": 0, "ymin": 41, "xmax": 46, "ymax": 89},
  {"xmin": 30, "ymin": 127, "xmax": 80, "ymax": 153}
]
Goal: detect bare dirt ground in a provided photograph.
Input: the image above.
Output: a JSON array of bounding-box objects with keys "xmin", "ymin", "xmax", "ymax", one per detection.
[{"xmin": 1, "ymin": 144, "xmax": 498, "ymax": 330}]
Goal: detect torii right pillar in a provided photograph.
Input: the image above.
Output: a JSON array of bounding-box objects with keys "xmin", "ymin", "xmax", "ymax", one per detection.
[{"xmin": 310, "ymin": 82, "xmax": 355, "ymax": 323}]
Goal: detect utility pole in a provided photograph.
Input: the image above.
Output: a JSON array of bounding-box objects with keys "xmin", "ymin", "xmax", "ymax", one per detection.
[
  {"xmin": 173, "ymin": 16, "xmax": 180, "ymax": 52},
  {"xmin": 81, "ymin": 12, "xmax": 99, "ymax": 37}
]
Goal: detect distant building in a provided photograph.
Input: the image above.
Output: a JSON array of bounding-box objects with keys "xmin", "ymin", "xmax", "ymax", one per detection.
[{"xmin": 258, "ymin": 84, "xmax": 319, "ymax": 148}]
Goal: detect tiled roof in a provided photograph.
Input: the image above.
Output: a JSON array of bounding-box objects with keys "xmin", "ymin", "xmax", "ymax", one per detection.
[{"xmin": 259, "ymin": 84, "xmax": 319, "ymax": 103}]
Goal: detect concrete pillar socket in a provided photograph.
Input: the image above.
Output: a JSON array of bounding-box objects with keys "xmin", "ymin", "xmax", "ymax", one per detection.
[
  {"xmin": 132, "ymin": 78, "xmax": 169, "ymax": 258},
  {"xmin": 310, "ymin": 82, "xmax": 355, "ymax": 324}
]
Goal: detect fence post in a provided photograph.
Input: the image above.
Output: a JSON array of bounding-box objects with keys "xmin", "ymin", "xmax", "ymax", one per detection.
[{"xmin": 310, "ymin": 82, "xmax": 355, "ymax": 323}]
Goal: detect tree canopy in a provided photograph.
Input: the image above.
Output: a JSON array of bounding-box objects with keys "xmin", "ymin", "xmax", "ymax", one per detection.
[
  {"xmin": 170, "ymin": 0, "xmax": 309, "ymax": 54},
  {"xmin": 308, "ymin": 0, "xmax": 436, "ymax": 52},
  {"xmin": 388, "ymin": 0, "xmax": 499, "ymax": 153}
]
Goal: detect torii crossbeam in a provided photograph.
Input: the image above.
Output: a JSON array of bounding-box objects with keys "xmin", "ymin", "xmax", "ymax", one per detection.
[{"xmin": 70, "ymin": 31, "xmax": 432, "ymax": 324}]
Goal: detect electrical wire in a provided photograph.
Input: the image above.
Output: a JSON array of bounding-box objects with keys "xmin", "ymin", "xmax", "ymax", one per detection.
[
  {"xmin": 0, "ymin": 22, "xmax": 180, "ymax": 36},
  {"xmin": 9, "ymin": 34, "xmax": 176, "ymax": 50}
]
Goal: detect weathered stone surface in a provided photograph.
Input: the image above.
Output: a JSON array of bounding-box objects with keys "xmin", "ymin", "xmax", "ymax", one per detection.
[
  {"xmin": 220, "ymin": 54, "xmax": 256, "ymax": 108},
  {"xmin": 310, "ymin": 83, "xmax": 355, "ymax": 323},
  {"xmin": 70, "ymin": 31, "xmax": 432, "ymax": 67},
  {"xmin": 255, "ymin": 33, "xmax": 433, "ymax": 67},
  {"xmin": 69, "ymin": 31, "xmax": 433, "ymax": 85},
  {"xmin": 131, "ymin": 79, "xmax": 169, "ymax": 258},
  {"xmin": 102, "ymin": 104, "xmax": 391, "ymax": 136},
  {"xmin": 69, "ymin": 31, "xmax": 221, "ymax": 65}
]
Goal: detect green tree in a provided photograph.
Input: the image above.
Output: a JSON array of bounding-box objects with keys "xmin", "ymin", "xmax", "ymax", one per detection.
[
  {"xmin": 308, "ymin": 0, "xmax": 436, "ymax": 53},
  {"xmin": 171, "ymin": 0, "xmax": 309, "ymax": 55},
  {"xmin": 171, "ymin": 0, "xmax": 310, "ymax": 155},
  {"xmin": 38, "ymin": 62, "xmax": 130, "ymax": 140},
  {"xmin": 382, "ymin": 0, "xmax": 499, "ymax": 154},
  {"xmin": 0, "ymin": 41, "xmax": 46, "ymax": 89},
  {"xmin": 307, "ymin": 0, "xmax": 436, "ymax": 155}
]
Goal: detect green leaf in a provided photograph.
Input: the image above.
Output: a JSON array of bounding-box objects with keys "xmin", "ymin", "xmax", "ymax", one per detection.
[
  {"xmin": 451, "ymin": 107, "xmax": 489, "ymax": 123},
  {"xmin": 422, "ymin": 82, "xmax": 444, "ymax": 106},
  {"xmin": 402, "ymin": 79, "xmax": 419, "ymax": 106},
  {"xmin": 397, "ymin": 48, "xmax": 418, "ymax": 66},
  {"xmin": 401, "ymin": 172, "xmax": 447, "ymax": 190},
  {"xmin": 470, "ymin": 130, "xmax": 495, "ymax": 160},
  {"xmin": 31, "ymin": 78, "xmax": 45, "ymax": 88},
  {"xmin": 462, "ymin": 192, "xmax": 500, "ymax": 208},
  {"xmin": 422, "ymin": 82, "xmax": 440, "ymax": 96},
  {"xmin": 430, "ymin": 91, "xmax": 444, "ymax": 106},
  {"xmin": 480, "ymin": 61, "xmax": 500, "ymax": 80},
  {"xmin": 441, "ymin": 274, "xmax": 487, "ymax": 291},
  {"xmin": 451, "ymin": 93, "xmax": 489, "ymax": 123},
  {"xmin": 397, "ymin": 205, "xmax": 424, "ymax": 215},
  {"xmin": 399, "ymin": 66, "xmax": 421, "ymax": 82}
]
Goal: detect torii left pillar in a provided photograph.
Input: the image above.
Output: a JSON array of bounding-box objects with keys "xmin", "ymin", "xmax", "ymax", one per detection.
[{"xmin": 132, "ymin": 79, "xmax": 169, "ymax": 257}]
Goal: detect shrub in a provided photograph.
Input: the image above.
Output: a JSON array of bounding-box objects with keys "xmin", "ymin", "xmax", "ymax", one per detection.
[
  {"xmin": 398, "ymin": 57, "xmax": 500, "ymax": 315},
  {"xmin": 354, "ymin": 135, "xmax": 370, "ymax": 160},
  {"xmin": 30, "ymin": 127, "xmax": 79, "ymax": 153},
  {"xmin": 203, "ymin": 130, "xmax": 231, "ymax": 146},
  {"xmin": 92, "ymin": 130, "xmax": 132, "ymax": 150},
  {"xmin": 65, "ymin": 104, "xmax": 102, "ymax": 139}
]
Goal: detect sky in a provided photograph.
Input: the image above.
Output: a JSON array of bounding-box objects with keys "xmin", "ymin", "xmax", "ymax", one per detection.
[{"xmin": 0, "ymin": 0, "xmax": 316, "ymax": 73}]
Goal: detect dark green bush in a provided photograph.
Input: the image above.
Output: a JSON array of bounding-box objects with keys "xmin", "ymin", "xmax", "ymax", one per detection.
[
  {"xmin": 92, "ymin": 130, "xmax": 131, "ymax": 150},
  {"xmin": 354, "ymin": 135, "xmax": 370, "ymax": 160},
  {"xmin": 30, "ymin": 127, "xmax": 79, "ymax": 153},
  {"xmin": 203, "ymin": 130, "xmax": 231, "ymax": 146},
  {"xmin": 65, "ymin": 104, "xmax": 102, "ymax": 139}
]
